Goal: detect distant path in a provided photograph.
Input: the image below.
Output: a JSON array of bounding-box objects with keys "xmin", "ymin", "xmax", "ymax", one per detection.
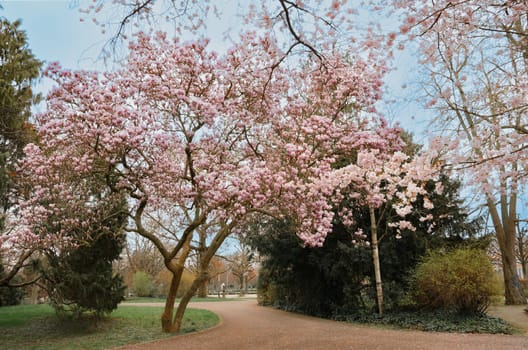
[{"xmin": 116, "ymin": 300, "xmax": 528, "ymax": 350}]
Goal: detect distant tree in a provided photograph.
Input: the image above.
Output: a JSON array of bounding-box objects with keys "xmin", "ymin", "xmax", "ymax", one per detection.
[
  {"xmin": 125, "ymin": 236, "xmax": 165, "ymax": 277},
  {"xmin": 41, "ymin": 197, "xmax": 127, "ymax": 318},
  {"xmin": 226, "ymin": 234, "xmax": 256, "ymax": 296},
  {"xmin": 133, "ymin": 271, "xmax": 155, "ymax": 297},
  {"xmin": 0, "ymin": 17, "xmax": 41, "ymax": 288}
]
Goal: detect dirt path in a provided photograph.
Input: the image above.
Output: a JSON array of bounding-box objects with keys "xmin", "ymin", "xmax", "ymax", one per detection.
[
  {"xmin": 488, "ymin": 305, "xmax": 528, "ymax": 334},
  {"xmin": 115, "ymin": 300, "xmax": 528, "ymax": 350}
]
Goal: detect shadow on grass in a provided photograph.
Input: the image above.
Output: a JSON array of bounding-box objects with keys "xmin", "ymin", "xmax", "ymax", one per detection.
[{"xmin": 0, "ymin": 304, "xmax": 219, "ymax": 350}]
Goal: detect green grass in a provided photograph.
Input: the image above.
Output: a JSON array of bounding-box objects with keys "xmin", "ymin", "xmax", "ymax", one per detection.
[
  {"xmin": 122, "ymin": 296, "xmax": 240, "ymax": 303},
  {"xmin": 0, "ymin": 304, "xmax": 219, "ymax": 350},
  {"xmin": 0, "ymin": 304, "xmax": 55, "ymax": 327}
]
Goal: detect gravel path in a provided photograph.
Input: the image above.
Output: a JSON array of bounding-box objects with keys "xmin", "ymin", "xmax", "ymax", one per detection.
[{"xmin": 115, "ymin": 300, "xmax": 528, "ymax": 350}]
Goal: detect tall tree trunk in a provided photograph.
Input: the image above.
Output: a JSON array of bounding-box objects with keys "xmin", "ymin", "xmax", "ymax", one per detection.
[
  {"xmin": 369, "ymin": 207, "xmax": 383, "ymax": 316},
  {"xmin": 501, "ymin": 250, "xmax": 525, "ymax": 304},
  {"xmin": 487, "ymin": 196, "xmax": 526, "ymax": 304}
]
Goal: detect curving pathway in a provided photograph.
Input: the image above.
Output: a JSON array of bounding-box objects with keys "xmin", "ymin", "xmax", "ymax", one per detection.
[{"xmin": 116, "ymin": 300, "xmax": 528, "ymax": 350}]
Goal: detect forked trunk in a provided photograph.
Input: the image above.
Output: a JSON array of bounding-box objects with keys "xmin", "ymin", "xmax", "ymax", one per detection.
[
  {"xmin": 161, "ymin": 268, "xmax": 184, "ymax": 332},
  {"xmin": 161, "ymin": 234, "xmax": 193, "ymax": 333},
  {"xmin": 162, "ymin": 221, "xmax": 233, "ymax": 333},
  {"xmin": 370, "ymin": 207, "xmax": 383, "ymax": 316}
]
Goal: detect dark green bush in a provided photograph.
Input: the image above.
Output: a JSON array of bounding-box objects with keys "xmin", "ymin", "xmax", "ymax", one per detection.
[
  {"xmin": 0, "ymin": 263, "xmax": 25, "ymax": 306},
  {"xmin": 411, "ymin": 248, "xmax": 499, "ymax": 314},
  {"xmin": 0, "ymin": 286, "xmax": 24, "ymax": 306},
  {"xmin": 43, "ymin": 197, "xmax": 127, "ymax": 318}
]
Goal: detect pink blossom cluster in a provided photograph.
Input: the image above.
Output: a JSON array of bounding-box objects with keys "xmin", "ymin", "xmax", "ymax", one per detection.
[{"xmin": 305, "ymin": 149, "xmax": 438, "ymax": 243}]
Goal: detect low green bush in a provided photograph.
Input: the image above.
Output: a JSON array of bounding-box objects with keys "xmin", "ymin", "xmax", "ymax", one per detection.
[
  {"xmin": 340, "ymin": 309, "xmax": 514, "ymax": 334},
  {"xmin": 411, "ymin": 248, "xmax": 500, "ymax": 314}
]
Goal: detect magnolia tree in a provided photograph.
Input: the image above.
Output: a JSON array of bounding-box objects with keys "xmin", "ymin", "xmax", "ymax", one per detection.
[
  {"xmin": 11, "ymin": 28, "xmax": 440, "ymax": 332},
  {"xmin": 372, "ymin": 0, "xmax": 528, "ymax": 304},
  {"xmin": 311, "ymin": 149, "xmax": 439, "ymax": 315}
]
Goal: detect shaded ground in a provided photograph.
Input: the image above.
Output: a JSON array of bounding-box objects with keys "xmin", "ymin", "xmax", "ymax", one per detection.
[{"xmin": 115, "ymin": 300, "xmax": 528, "ymax": 350}]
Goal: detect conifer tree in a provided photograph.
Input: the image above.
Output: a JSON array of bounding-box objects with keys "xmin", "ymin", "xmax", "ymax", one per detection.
[
  {"xmin": 0, "ymin": 17, "xmax": 41, "ymax": 290},
  {"xmin": 42, "ymin": 197, "xmax": 127, "ymax": 318},
  {"xmin": 0, "ymin": 18, "xmax": 41, "ymax": 225}
]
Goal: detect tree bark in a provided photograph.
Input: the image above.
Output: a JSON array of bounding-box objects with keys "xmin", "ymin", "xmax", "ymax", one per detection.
[
  {"xmin": 172, "ymin": 272, "xmax": 209, "ymax": 332},
  {"xmin": 197, "ymin": 279, "xmax": 208, "ymax": 298},
  {"xmin": 487, "ymin": 196, "xmax": 526, "ymax": 305},
  {"xmin": 369, "ymin": 207, "xmax": 383, "ymax": 316},
  {"xmin": 161, "ymin": 234, "xmax": 192, "ymax": 332},
  {"xmin": 161, "ymin": 270, "xmax": 182, "ymax": 332},
  {"xmin": 196, "ymin": 227, "xmax": 209, "ymax": 298}
]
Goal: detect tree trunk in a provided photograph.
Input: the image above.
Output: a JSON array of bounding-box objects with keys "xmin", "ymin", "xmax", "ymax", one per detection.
[
  {"xmin": 501, "ymin": 250, "xmax": 525, "ymax": 304},
  {"xmin": 161, "ymin": 234, "xmax": 193, "ymax": 333},
  {"xmin": 196, "ymin": 227, "xmax": 208, "ymax": 298},
  {"xmin": 369, "ymin": 207, "xmax": 383, "ymax": 316},
  {"xmin": 197, "ymin": 279, "xmax": 208, "ymax": 298},
  {"xmin": 162, "ymin": 221, "xmax": 234, "ymax": 333},
  {"xmin": 172, "ymin": 273, "xmax": 209, "ymax": 332},
  {"xmin": 487, "ymin": 196, "xmax": 526, "ymax": 305},
  {"xmin": 239, "ymin": 275, "xmax": 245, "ymax": 296},
  {"xmin": 161, "ymin": 270, "xmax": 182, "ymax": 332}
]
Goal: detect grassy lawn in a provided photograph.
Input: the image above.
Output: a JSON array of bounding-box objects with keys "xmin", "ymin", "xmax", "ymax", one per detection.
[
  {"xmin": 0, "ymin": 304, "xmax": 219, "ymax": 350},
  {"xmin": 122, "ymin": 296, "xmax": 242, "ymax": 303}
]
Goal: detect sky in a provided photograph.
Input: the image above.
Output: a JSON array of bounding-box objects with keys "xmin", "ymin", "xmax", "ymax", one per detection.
[
  {"xmin": 2, "ymin": 1, "xmax": 109, "ymax": 69},
  {"xmin": 1, "ymin": 0, "xmax": 114, "ymax": 102}
]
